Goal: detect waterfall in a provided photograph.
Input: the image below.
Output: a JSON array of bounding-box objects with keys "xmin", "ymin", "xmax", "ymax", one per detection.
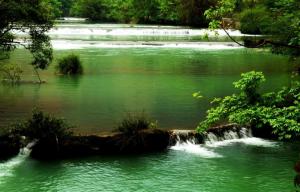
[
  {"xmin": 170, "ymin": 130, "xmax": 222, "ymax": 158},
  {"xmin": 170, "ymin": 127, "xmax": 277, "ymax": 157},
  {"xmin": 12, "ymin": 23, "xmax": 261, "ymax": 50},
  {"xmin": 0, "ymin": 141, "xmax": 36, "ymax": 180},
  {"xmin": 205, "ymin": 127, "xmax": 252, "ymax": 144}
]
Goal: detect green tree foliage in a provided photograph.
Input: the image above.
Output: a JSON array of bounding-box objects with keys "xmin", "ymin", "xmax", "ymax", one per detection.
[
  {"xmin": 58, "ymin": 0, "xmax": 75, "ymax": 16},
  {"xmin": 0, "ymin": 63, "xmax": 23, "ymax": 83},
  {"xmin": 197, "ymin": 71, "xmax": 300, "ymax": 140},
  {"xmin": 0, "ymin": 0, "xmax": 57, "ymax": 81},
  {"xmin": 71, "ymin": 0, "xmax": 109, "ymax": 21},
  {"xmin": 177, "ymin": 0, "xmax": 214, "ymax": 27},
  {"xmin": 70, "ymin": 0, "xmax": 214, "ymax": 26},
  {"xmin": 205, "ymin": 0, "xmax": 300, "ymax": 56},
  {"xmin": 132, "ymin": 0, "xmax": 160, "ymax": 23},
  {"xmin": 47, "ymin": 0, "xmax": 63, "ymax": 18}
]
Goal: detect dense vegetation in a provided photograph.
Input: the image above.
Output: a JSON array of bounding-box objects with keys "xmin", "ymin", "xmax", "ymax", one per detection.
[
  {"xmin": 10, "ymin": 110, "xmax": 73, "ymax": 141},
  {"xmin": 204, "ymin": 0, "xmax": 300, "ymax": 56},
  {"xmin": 200, "ymin": 0, "xmax": 300, "ymax": 141},
  {"xmin": 197, "ymin": 71, "xmax": 300, "ymax": 140},
  {"xmin": 0, "ymin": 0, "xmax": 57, "ymax": 83},
  {"xmin": 53, "ymin": 0, "xmax": 216, "ymax": 27}
]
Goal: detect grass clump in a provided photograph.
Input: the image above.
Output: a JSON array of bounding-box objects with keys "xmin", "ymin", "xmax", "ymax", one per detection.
[
  {"xmin": 56, "ymin": 54, "xmax": 83, "ymax": 75},
  {"xmin": 117, "ymin": 112, "xmax": 157, "ymax": 135}
]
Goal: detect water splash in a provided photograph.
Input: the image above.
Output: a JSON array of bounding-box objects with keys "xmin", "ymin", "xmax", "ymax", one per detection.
[
  {"xmin": 170, "ymin": 127, "xmax": 277, "ymax": 157},
  {"xmin": 205, "ymin": 128, "xmax": 277, "ymax": 148},
  {"xmin": 170, "ymin": 135, "xmax": 222, "ymax": 158},
  {"xmin": 0, "ymin": 141, "xmax": 36, "ymax": 182}
]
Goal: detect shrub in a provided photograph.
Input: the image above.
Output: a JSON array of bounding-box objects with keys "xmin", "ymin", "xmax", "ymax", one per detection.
[
  {"xmin": 117, "ymin": 113, "xmax": 157, "ymax": 135},
  {"xmin": 56, "ymin": 54, "xmax": 83, "ymax": 75},
  {"xmin": 197, "ymin": 71, "xmax": 300, "ymax": 140},
  {"xmin": 0, "ymin": 63, "xmax": 23, "ymax": 83},
  {"xmin": 11, "ymin": 110, "xmax": 73, "ymax": 141},
  {"xmin": 239, "ymin": 7, "xmax": 271, "ymax": 34}
]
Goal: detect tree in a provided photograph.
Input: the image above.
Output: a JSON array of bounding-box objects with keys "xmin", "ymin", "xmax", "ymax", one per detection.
[
  {"xmin": 0, "ymin": 0, "xmax": 56, "ymax": 83},
  {"xmin": 204, "ymin": 0, "xmax": 300, "ymax": 56},
  {"xmin": 58, "ymin": 0, "xmax": 75, "ymax": 16},
  {"xmin": 177, "ymin": 0, "xmax": 215, "ymax": 27},
  {"xmin": 196, "ymin": 71, "xmax": 300, "ymax": 140},
  {"xmin": 71, "ymin": 0, "xmax": 109, "ymax": 21},
  {"xmin": 131, "ymin": 0, "xmax": 160, "ymax": 23}
]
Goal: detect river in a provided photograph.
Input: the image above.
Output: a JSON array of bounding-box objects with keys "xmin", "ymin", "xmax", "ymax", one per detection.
[
  {"xmin": 0, "ymin": 23, "xmax": 293, "ymax": 134},
  {"xmin": 0, "ymin": 23, "xmax": 297, "ymax": 192}
]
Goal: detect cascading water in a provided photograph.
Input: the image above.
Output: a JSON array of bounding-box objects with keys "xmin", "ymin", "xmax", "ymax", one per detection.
[
  {"xmin": 12, "ymin": 23, "xmax": 260, "ymax": 50},
  {"xmin": 0, "ymin": 141, "xmax": 36, "ymax": 182},
  {"xmin": 170, "ymin": 127, "xmax": 277, "ymax": 157}
]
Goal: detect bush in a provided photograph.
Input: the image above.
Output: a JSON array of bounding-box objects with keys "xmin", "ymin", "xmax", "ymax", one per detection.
[
  {"xmin": 11, "ymin": 110, "xmax": 73, "ymax": 141},
  {"xmin": 239, "ymin": 7, "xmax": 271, "ymax": 34},
  {"xmin": 117, "ymin": 113, "xmax": 157, "ymax": 135},
  {"xmin": 197, "ymin": 71, "xmax": 300, "ymax": 140},
  {"xmin": 0, "ymin": 63, "xmax": 23, "ymax": 83},
  {"xmin": 56, "ymin": 54, "xmax": 83, "ymax": 75}
]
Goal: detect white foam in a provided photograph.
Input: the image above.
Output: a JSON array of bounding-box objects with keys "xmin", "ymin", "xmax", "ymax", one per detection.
[
  {"xmin": 170, "ymin": 140, "xmax": 222, "ymax": 158},
  {"xmin": 0, "ymin": 141, "xmax": 35, "ymax": 182},
  {"xmin": 46, "ymin": 27, "xmax": 255, "ymax": 37},
  {"xmin": 205, "ymin": 137, "xmax": 278, "ymax": 148},
  {"xmin": 51, "ymin": 40, "xmax": 242, "ymax": 50},
  {"xmin": 13, "ymin": 24, "xmax": 260, "ymax": 38},
  {"xmin": 0, "ymin": 152, "xmax": 27, "ymax": 179}
]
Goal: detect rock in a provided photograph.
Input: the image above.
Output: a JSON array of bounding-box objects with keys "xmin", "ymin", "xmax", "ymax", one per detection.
[
  {"xmin": 30, "ymin": 129, "xmax": 171, "ymax": 160},
  {"xmin": 251, "ymin": 125, "xmax": 277, "ymax": 139},
  {"xmin": 0, "ymin": 135, "xmax": 21, "ymax": 161},
  {"xmin": 169, "ymin": 130, "xmax": 204, "ymax": 145},
  {"xmin": 206, "ymin": 124, "xmax": 246, "ymax": 138},
  {"xmin": 30, "ymin": 136, "xmax": 60, "ymax": 160}
]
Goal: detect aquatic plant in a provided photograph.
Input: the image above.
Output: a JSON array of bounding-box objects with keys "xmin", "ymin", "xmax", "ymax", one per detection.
[
  {"xmin": 56, "ymin": 54, "xmax": 83, "ymax": 75},
  {"xmin": 197, "ymin": 71, "xmax": 300, "ymax": 140},
  {"xmin": 0, "ymin": 63, "xmax": 23, "ymax": 84},
  {"xmin": 117, "ymin": 112, "xmax": 157, "ymax": 135}
]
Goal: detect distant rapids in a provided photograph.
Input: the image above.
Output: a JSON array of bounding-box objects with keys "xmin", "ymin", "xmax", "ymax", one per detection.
[{"xmin": 12, "ymin": 23, "xmax": 260, "ymax": 49}]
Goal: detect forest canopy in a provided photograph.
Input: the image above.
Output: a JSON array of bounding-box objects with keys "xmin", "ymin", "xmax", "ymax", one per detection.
[{"xmin": 58, "ymin": 0, "xmax": 217, "ymax": 27}]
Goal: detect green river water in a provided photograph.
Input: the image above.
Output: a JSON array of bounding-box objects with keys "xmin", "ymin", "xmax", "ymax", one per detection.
[{"xmin": 0, "ymin": 23, "xmax": 298, "ymax": 191}]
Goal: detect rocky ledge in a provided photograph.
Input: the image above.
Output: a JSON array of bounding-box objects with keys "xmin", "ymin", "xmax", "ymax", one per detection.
[
  {"xmin": 30, "ymin": 129, "xmax": 170, "ymax": 160},
  {"xmin": 0, "ymin": 123, "xmax": 273, "ymax": 161},
  {"xmin": 0, "ymin": 135, "xmax": 21, "ymax": 161}
]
